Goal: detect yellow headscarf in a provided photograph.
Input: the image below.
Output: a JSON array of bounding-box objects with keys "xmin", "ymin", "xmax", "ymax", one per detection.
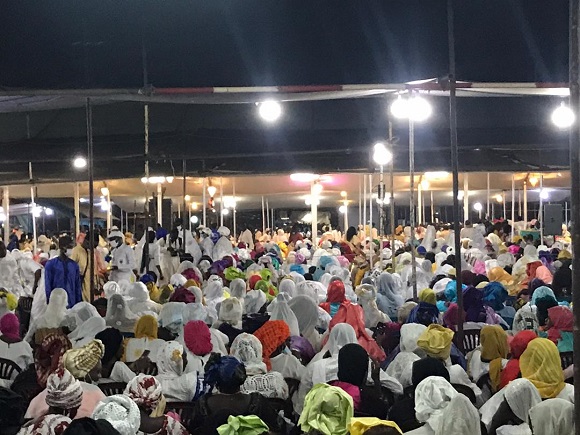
[
  {"xmin": 558, "ymin": 250, "xmax": 572, "ymax": 260},
  {"xmin": 146, "ymin": 282, "xmax": 161, "ymax": 303},
  {"xmin": 488, "ymin": 267, "xmax": 517, "ymax": 295},
  {"xmin": 349, "ymin": 418, "xmax": 403, "ymax": 435},
  {"xmin": 134, "ymin": 315, "xmax": 158, "ymax": 340},
  {"xmin": 520, "ymin": 338, "xmax": 566, "ymax": 399},
  {"xmin": 480, "ymin": 325, "xmax": 509, "ymax": 393},
  {"xmin": 416, "ymin": 324, "xmax": 454, "ymax": 361},
  {"xmin": 419, "ymin": 288, "xmax": 436, "ymax": 305}
]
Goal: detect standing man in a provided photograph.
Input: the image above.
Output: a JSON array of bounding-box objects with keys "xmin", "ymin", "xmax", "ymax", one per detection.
[
  {"xmin": 168, "ymin": 218, "xmax": 202, "ymax": 265},
  {"xmin": 108, "ymin": 229, "xmax": 136, "ymax": 283},
  {"xmin": 70, "ymin": 232, "xmax": 102, "ymax": 302},
  {"xmin": 44, "ymin": 235, "xmax": 82, "ymax": 308}
]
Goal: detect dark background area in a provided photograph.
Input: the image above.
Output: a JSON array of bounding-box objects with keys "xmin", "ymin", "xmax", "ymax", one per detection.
[{"xmin": 0, "ymin": 1, "xmax": 569, "ymax": 89}]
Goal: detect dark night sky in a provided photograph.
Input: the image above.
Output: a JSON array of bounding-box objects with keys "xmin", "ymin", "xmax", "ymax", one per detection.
[{"xmin": 0, "ymin": 1, "xmax": 569, "ymax": 89}]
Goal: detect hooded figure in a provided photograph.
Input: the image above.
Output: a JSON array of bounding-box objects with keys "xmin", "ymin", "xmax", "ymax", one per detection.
[
  {"xmin": 375, "ymin": 273, "xmax": 404, "ymax": 320},
  {"xmin": 25, "ymin": 288, "xmax": 69, "ymax": 343},
  {"xmin": 212, "ymin": 226, "xmax": 234, "ymax": 261},
  {"xmin": 128, "ymin": 282, "xmax": 161, "ymax": 317},
  {"xmin": 355, "ymin": 284, "xmax": 390, "ymax": 328},
  {"xmin": 105, "ymin": 294, "xmax": 139, "ymax": 334}
]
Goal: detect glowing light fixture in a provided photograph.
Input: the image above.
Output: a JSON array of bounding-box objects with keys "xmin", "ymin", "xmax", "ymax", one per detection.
[
  {"xmin": 207, "ymin": 185, "xmax": 217, "ymax": 197},
  {"xmin": 551, "ymin": 103, "xmax": 575, "ymax": 129},
  {"xmin": 473, "ymin": 202, "xmax": 483, "ymax": 212},
  {"xmin": 339, "ymin": 205, "xmax": 347, "ymax": 214},
  {"xmin": 390, "ymin": 94, "xmax": 432, "ymax": 122},
  {"xmin": 312, "ymin": 183, "xmax": 323, "ymax": 195},
  {"xmin": 141, "ymin": 176, "xmax": 174, "ymax": 184},
  {"xmin": 340, "ymin": 191, "xmax": 347, "ymax": 198},
  {"xmin": 372, "ymin": 142, "xmax": 392, "ymax": 166},
  {"xmin": 425, "ymin": 171, "xmax": 449, "ymax": 180},
  {"xmin": 184, "ymin": 195, "xmax": 191, "ymax": 201},
  {"xmin": 540, "ymin": 189, "xmax": 550, "ymax": 200},
  {"xmin": 190, "ymin": 215, "xmax": 199, "ymax": 224},
  {"xmin": 290, "ymin": 173, "xmax": 318, "ymax": 183},
  {"xmin": 221, "ymin": 208, "xmax": 230, "ymax": 216},
  {"xmin": 420, "ymin": 180, "xmax": 430, "ymax": 190},
  {"xmin": 44, "ymin": 208, "xmax": 54, "ymax": 216},
  {"xmin": 258, "ymin": 100, "xmax": 282, "ymax": 122},
  {"xmin": 100, "ymin": 187, "xmax": 109, "ymax": 196},
  {"xmin": 73, "ymin": 156, "xmax": 87, "ymax": 169}
]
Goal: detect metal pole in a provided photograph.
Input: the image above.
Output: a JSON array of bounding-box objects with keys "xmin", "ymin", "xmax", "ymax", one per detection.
[
  {"xmin": 106, "ymin": 189, "xmax": 112, "ymax": 231},
  {"xmin": 430, "ymin": 190, "xmax": 435, "ymax": 223},
  {"xmin": 28, "ymin": 163, "xmax": 37, "ymax": 253},
  {"xmin": 539, "ymin": 175, "xmax": 544, "ymax": 243},
  {"xmin": 86, "ymin": 98, "xmax": 95, "ymax": 301},
  {"xmin": 157, "ymin": 183, "xmax": 162, "ymax": 227},
  {"xmin": 518, "ymin": 188, "xmax": 522, "ymax": 219},
  {"xmin": 120, "ymin": 206, "xmax": 123, "ymax": 234},
  {"xmin": 311, "ymin": 183, "xmax": 318, "ymax": 246},
  {"xmin": 182, "ymin": 160, "xmax": 187, "ymax": 244},
  {"xmin": 202, "ymin": 178, "xmax": 207, "ymax": 227},
  {"xmin": 389, "ymin": 122, "xmax": 396, "ymax": 269},
  {"xmin": 265, "ymin": 199, "xmax": 269, "ymax": 232},
  {"xmin": 2, "ymin": 187, "xmax": 9, "ymax": 245},
  {"xmin": 379, "ymin": 165, "xmax": 384, "ymax": 237},
  {"xmin": 511, "ymin": 175, "xmax": 516, "ymax": 234},
  {"xmin": 417, "ymin": 182, "xmax": 423, "ymax": 225},
  {"xmin": 486, "ymin": 172, "xmax": 490, "ymax": 219},
  {"xmin": 363, "ymin": 174, "xmax": 367, "ymax": 240},
  {"xmin": 233, "ymin": 178, "xmax": 237, "ymax": 240},
  {"xmin": 463, "ymin": 173, "xmax": 469, "ymax": 223},
  {"xmin": 369, "ymin": 174, "xmax": 373, "ymax": 269},
  {"xmin": 358, "ymin": 175, "xmax": 362, "ymax": 229},
  {"xmin": 523, "ymin": 181, "xmax": 528, "ymax": 227},
  {"xmin": 261, "ymin": 196, "xmax": 265, "ymax": 233},
  {"xmin": 220, "ymin": 177, "xmax": 224, "ymax": 227},
  {"xmin": 568, "ymin": 0, "xmax": 580, "ymax": 421},
  {"xmin": 409, "ymin": 110, "xmax": 417, "ymax": 301},
  {"xmin": 73, "ymin": 183, "xmax": 80, "ymax": 237},
  {"xmin": 448, "ymin": 0, "xmax": 464, "ymax": 352}
]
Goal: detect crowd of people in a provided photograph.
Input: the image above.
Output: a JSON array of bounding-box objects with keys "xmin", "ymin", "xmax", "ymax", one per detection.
[{"xmin": 0, "ymin": 217, "xmax": 575, "ymax": 434}]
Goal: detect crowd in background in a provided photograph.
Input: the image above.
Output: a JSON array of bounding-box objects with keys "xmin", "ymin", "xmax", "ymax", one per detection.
[{"xmin": 0, "ymin": 216, "xmax": 575, "ymax": 434}]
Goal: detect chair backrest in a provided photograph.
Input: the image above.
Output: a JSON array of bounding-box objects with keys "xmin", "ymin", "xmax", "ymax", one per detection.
[
  {"xmin": 98, "ymin": 382, "xmax": 127, "ymax": 396},
  {"xmin": 0, "ymin": 358, "xmax": 22, "ymax": 381},
  {"xmin": 165, "ymin": 402, "xmax": 196, "ymax": 429},
  {"xmin": 560, "ymin": 352, "xmax": 574, "ymax": 370},
  {"xmin": 135, "ymin": 362, "xmax": 159, "ymax": 376},
  {"xmin": 454, "ymin": 329, "xmax": 480, "ymax": 354}
]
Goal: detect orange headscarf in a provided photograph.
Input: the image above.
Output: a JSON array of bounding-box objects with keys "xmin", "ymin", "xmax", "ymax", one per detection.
[{"xmin": 253, "ymin": 320, "xmax": 290, "ymax": 370}]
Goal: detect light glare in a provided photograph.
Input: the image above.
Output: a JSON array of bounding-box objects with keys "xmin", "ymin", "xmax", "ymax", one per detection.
[
  {"xmin": 551, "ymin": 103, "xmax": 575, "ymax": 129},
  {"xmin": 73, "ymin": 156, "xmax": 87, "ymax": 169},
  {"xmin": 372, "ymin": 142, "xmax": 392, "ymax": 166},
  {"xmin": 258, "ymin": 100, "xmax": 282, "ymax": 122}
]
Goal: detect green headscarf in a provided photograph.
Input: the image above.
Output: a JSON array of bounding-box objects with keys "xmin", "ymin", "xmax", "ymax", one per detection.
[
  {"xmin": 298, "ymin": 383, "xmax": 354, "ymax": 435},
  {"xmin": 217, "ymin": 415, "xmax": 269, "ymax": 435}
]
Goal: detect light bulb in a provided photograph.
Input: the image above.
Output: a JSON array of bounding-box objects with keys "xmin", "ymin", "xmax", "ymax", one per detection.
[
  {"xmin": 473, "ymin": 202, "xmax": 483, "ymax": 212},
  {"xmin": 258, "ymin": 100, "xmax": 282, "ymax": 122},
  {"xmin": 390, "ymin": 95, "xmax": 410, "ymax": 119},
  {"xmin": 551, "ymin": 103, "xmax": 575, "ymax": 129},
  {"xmin": 373, "ymin": 142, "xmax": 392, "ymax": 166},
  {"xmin": 73, "ymin": 156, "xmax": 87, "ymax": 169},
  {"xmin": 312, "ymin": 183, "xmax": 323, "ymax": 195},
  {"xmin": 207, "ymin": 186, "xmax": 217, "ymax": 197}
]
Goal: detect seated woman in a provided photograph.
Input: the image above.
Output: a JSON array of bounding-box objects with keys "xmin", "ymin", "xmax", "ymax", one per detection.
[
  {"xmin": 190, "ymin": 355, "xmax": 283, "ymax": 434},
  {"xmin": 385, "ymin": 324, "xmax": 426, "ymax": 389},
  {"xmin": 214, "ymin": 297, "xmax": 244, "ymax": 345},
  {"xmin": 288, "ymin": 295, "xmax": 322, "ymax": 352},
  {"xmin": 319, "ymin": 280, "xmax": 348, "ymax": 318},
  {"xmin": 25, "ymin": 288, "xmax": 68, "ymax": 344},
  {"xmin": 105, "ymin": 294, "xmax": 139, "ymax": 335},
  {"xmin": 298, "ymin": 383, "xmax": 353, "ymax": 435},
  {"xmin": 468, "ymin": 325, "xmax": 509, "ymax": 398},
  {"xmin": 26, "ymin": 339, "xmax": 106, "ymax": 420},
  {"xmin": 355, "ymin": 283, "xmax": 391, "ymax": 328},
  {"xmin": 487, "ymin": 379, "xmax": 541, "ymax": 435},
  {"xmin": 0, "ymin": 313, "xmax": 33, "ymax": 388},
  {"xmin": 19, "ymin": 369, "xmax": 83, "ymax": 434},
  {"xmin": 181, "ymin": 320, "xmax": 213, "ymax": 375},
  {"xmin": 230, "ymin": 333, "xmax": 288, "ymax": 400},
  {"xmin": 128, "ymin": 282, "xmax": 162, "ymax": 317},
  {"xmin": 154, "ymin": 341, "xmax": 200, "ymax": 402},
  {"xmin": 124, "ymin": 315, "xmax": 165, "ymax": 364},
  {"xmin": 499, "ymin": 330, "xmax": 537, "ymax": 389},
  {"xmin": 406, "ymin": 289, "xmax": 440, "ymax": 327},
  {"xmin": 330, "ymin": 343, "xmax": 389, "ymax": 419},
  {"xmin": 544, "ymin": 305, "xmax": 574, "ymax": 352},
  {"xmin": 124, "ymin": 374, "xmax": 189, "ymax": 435}
]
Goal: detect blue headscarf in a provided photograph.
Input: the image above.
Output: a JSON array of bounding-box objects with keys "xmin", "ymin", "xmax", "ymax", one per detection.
[
  {"xmin": 444, "ymin": 281, "xmax": 466, "ymax": 303},
  {"xmin": 204, "ymin": 356, "xmax": 245, "ymax": 393},
  {"xmin": 407, "ymin": 302, "xmax": 440, "ymax": 326},
  {"xmin": 376, "ymin": 273, "xmax": 404, "ymax": 319},
  {"xmin": 482, "ymin": 282, "xmax": 508, "ymax": 311},
  {"xmin": 531, "ymin": 286, "xmax": 556, "ymax": 306}
]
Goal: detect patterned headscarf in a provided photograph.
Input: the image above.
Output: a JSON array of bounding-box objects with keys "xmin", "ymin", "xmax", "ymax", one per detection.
[
  {"xmin": 35, "ymin": 333, "xmax": 72, "ymax": 387},
  {"xmin": 230, "ymin": 333, "xmax": 268, "ymax": 375},
  {"xmin": 156, "ymin": 341, "xmax": 184, "ymax": 377},
  {"xmin": 63, "ymin": 339, "xmax": 105, "ymax": 379},
  {"xmin": 19, "ymin": 414, "xmax": 71, "ymax": 435},
  {"xmin": 124, "ymin": 374, "xmax": 163, "ymax": 413},
  {"xmin": 46, "ymin": 368, "xmax": 83, "ymax": 410},
  {"xmin": 204, "ymin": 356, "xmax": 245, "ymax": 393},
  {"xmin": 91, "ymin": 395, "xmax": 140, "ymax": 435},
  {"xmin": 253, "ymin": 320, "xmax": 290, "ymax": 370}
]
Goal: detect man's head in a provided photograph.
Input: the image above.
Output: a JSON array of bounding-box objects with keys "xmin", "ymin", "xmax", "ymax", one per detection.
[
  {"xmin": 174, "ymin": 218, "xmax": 183, "ymax": 229},
  {"xmin": 59, "ymin": 235, "xmax": 74, "ymax": 252},
  {"xmin": 0, "ymin": 242, "xmax": 6, "ymax": 259}
]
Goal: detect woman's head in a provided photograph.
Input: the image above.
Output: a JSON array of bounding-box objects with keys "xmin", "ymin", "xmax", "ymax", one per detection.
[
  {"xmin": 337, "ymin": 343, "xmax": 368, "ymax": 387},
  {"xmin": 124, "ymin": 374, "xmax": 163, "ymax": 414},
  {"xmin": 411, "ymin": 357, "xmax": 450, "ymax": 387},
  {"xmin": 480, "ymin": 325, "xmax": 509, "ymax": 362},
  {"xmin": 134, "ymin": 315, "xmax": 158, "ymax": 339},
  {"xmin": 253, "ymin": 320, "xmax": 291, "ymax": 368},
  {"xmin": 46, "ymin": 368, "xmax": 83, "ymax": 419},
  {"xmin": 183, "ymin": 320, "xmax": 213, "ymax": 356},
  {"xmin": 509, "ymin": 330, "xmax": 537, "ymax": 359},
  {"xmin": 35, "ymin": 332, "xmax": 73, "ymax": 387},
  {"xmin": 204, "ymin": 354, "xmax": 246, "ymax": 394},
  {"xmin": 0, "ymin": 313, "xmax": 20, "ymax": 340},
  {"xmin": 520, "ymin": 338, "xmax": 565, "ymax": 399},
  {"xmin": 230, "ymin": 333, "xmax": 267, "ymax": 375},
  {"xmin": 63, "ymin": 339, "xmax": 105, "ymax": 382},
  {"xmin": 416, "ymin": 324, "xmax": 454, "ymax": 361},
  {"xmin": 528, "ymin": 398, "xmax": 574, "ymax": 435},
  {"xmin": 156, "ymin": 341, "xmax": 186, "ymax": 377},
  {"xmin": 346, "ymin": 226, "xmax": 357, "ymax": 242},
  {"xmin": 91, "ymin": 394, "xmax": 141, "ymax": 435}
]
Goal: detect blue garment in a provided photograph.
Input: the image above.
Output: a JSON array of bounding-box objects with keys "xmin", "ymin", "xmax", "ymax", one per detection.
[
  {"xmin": 44, "ymin": 256, "xmax": 82, "ymax": 308},
  {"xmin": 407, "ymin": 302, "xmax": 440, "ymax": 326},
  {"xmin": 156, "ymin": 227, "xmax": 168, "ymax": 240},
  {"xmin": 329, "ymin": 302, "xmax": 341, "ymax": 318},
  {"xmin": 483, "ymin": 282, "xmax": 508, "ymax": 311}
]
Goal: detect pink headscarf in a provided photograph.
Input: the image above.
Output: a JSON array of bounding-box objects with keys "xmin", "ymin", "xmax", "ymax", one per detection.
[
  {"xmin": 183, "ymin": 321, "xmax": 213, "ymax": 356},
  {"xmin": 0, "ymin": 313, "xmax": 20, "ymax": 341},
  {"xmin": 535, "ymin": 266, "xmax": 553, "ymax": 285}
]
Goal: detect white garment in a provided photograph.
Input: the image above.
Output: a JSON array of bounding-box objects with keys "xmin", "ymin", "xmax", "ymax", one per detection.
[
  {"xmin": 105, "ymin": 294, "xmax": 139, "ymax": 333},
  {"xmin": 212, "ymin": 235, "xmax": 233, "ymax": 261},
  {"xmin": 270, "ymin": 353, "xmax": 305, "ymax": 381},
  {"xmin": 496, "ymin": 424, "xmax": 532, "ymax": 435},
  {"xmin": 155, "ymin": 341, "xmax": 199, "ymax": 402},
  {"xmin": 0, "ymin": 254, "xmax": 22, "ymax": 296},
  {"xmin": 128, "ymin": 282, "xmax": 161, "ymax": 316},
  {"xmin": 447, "ymin": 364, "xmax": 482, "ymax": 400},
  {"xmin": 386, "ymin": 352, "xmax": 420, "ymax": 388},
  {"xmin": 356, "ymin": 284, "xmax": 390, "ymax": 328},
  {"xmin": 310, "ymin": 323, "xmax": 357, "ymax": 364},
  {"xmin": 124, "ymin": 337, "xmax": 166, "ymax": 363},
  {"xmin": 25, "ymin": 287, "xmax": 68, "ymax": 342},
  {"xmin": 241, "ymin": 372, "xmax": 289, "ymax": 399},
  {"xmin": 528, "ymin": 398, "xmax": 575, "ymax": 435},
  {"xmin": 239, "ymin": 229, "xmax": 254, "ymax": 251},
  {"xmin": 268, "ymin": 295, "xmax": 300, "ymax": 336},
  {"xmin": 0, "ymin": 340, "xmax": 33, "ymax": 387},
  {"xmin": 414, "ymin": 376, "xmax": 457, "ymax": 432},
  {"xmin": 504, "ymin": 378, "xmax": 542, "ymax": 422},
  {"xmin": 230, "ymin": 333, "xmax": 268, "ymax": 375},
  {"xmin": 171, "ymin": 227, "xmax": 202, "ymax": 265},
  {"xmin": 109, "ymin": 244, "xmax": 136, "ymax": 283},
  {"xmin": 17, "ymin": 255, "xmax": 42, "ymax": 297},
  {"xmin": 69, "ymin": 316, "xmax": 106, "ymax": 348},
  {"xmin": 435, "ymin": 394, "xmax": 481, "ymax": 435},
  {"xmin": 400, "ymin": 323, "xmax": 428, "ymax": 354},
  {"xmin": 158, "ymin": 302, "xmax": 186, "ymax": 335},
  {"xmin": 288, "ymin": 294, "xmax": 321, "ymax": 351}
]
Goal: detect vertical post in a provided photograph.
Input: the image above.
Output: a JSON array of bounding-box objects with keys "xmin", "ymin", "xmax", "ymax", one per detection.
[
  {"xmin": 502, "ymin": 190, "xmax": 506, "ymax": 220},
  {"xmin": 2, "ymin": 187, "xmax": 9, "ymax": 245},
  {"xmin": 486, "ymin": 172, "xmax": 490, "ymax": 219},
  {"xmin": 233, "ymin": 178, "xmax": 237, "ymax": 240},
  {"xmin": 463, "ymin": 173, "xmax": 469, "ymax": 223},
  {"xmin": 261, "ymin": 196, "xmax": 265, "ymax": 233},
  {"xmin": 219, "ymin": 177, "xmax": 224, "ymax": 227},
  {"xmin": 86, "ymin": 98, "xmax": 95, "ymax": 301},
  {"xmin": 409, "ymin": 112, "xmax": 417, "ymax": 301},
  {"xmin": 28, "ymin": 163, "xmax": 37, "ymax": 253},
  {"xmin": 523, "ymin": 181, "xmax": 528, "ymax": 227},
  {"xmin": 182, "ymin": 161, "xmax": 187, "ymax": 240},
  {"xmin": 202, "ymin": 178, "xmax": 207, "ymax": 227},
  {"xmin": 74, "ymin": 183, "xmax": 80, "ymax": 237},
  {"xmin": 120, "ymin": 206, "xmax": 124, "ymax": 234},
  {"xmin": 177, "ymin": 202, "xmax": 181, "ymax": 219},
  {"xmin": 359, "ymin": 175, "xmax": 362, "ymax": 229},
  {"xmin": 518, "ymin": 188, "xmax": 522, "ymax": 218},
  {"xmin": 369, "ymin": 174, "xmax": 373, "ymax": 269},
  {"xmin": 566, "ymin": 201, "xmax": 569, "ymax": 225},
  {"xmin": 448, "ymin": 0, "xmax": 464, "ymax": 351},
  {"xmin": 271, "ymin": 208, "xmax": 275, "ymax": 231},
  {"xmin": 157, "ymin": 183, "xmax": 162, "ymax": 227},
  {"xmin": 389, "ymin": 122, "xmax": 396, "ymax": 269},
  {"xmin": 430, "ymin": 190, "xmax": 435, "ymax": 223},
  {"xmin": 378, "ymin": 165, "xmax": 384, "ymax": 237},
  {"xmin": 363, "ymin": 174, "xmax": 367, "ymax": 239},
  {"xmin": 511, "ymin": 175, "xmax": 515, "ymax": 232},
  {"xmin": 568, "ymin": 0, "xmax": 580, "ymax": 418},
  {"xmin": 539, "ymin": 175, "xmax": 544, "ymax": 243},
  {"xmin": 311, "ymin": 183, "xmax": 318, "ymax": 246},
  {"xmin": 417, "ymin": 182, "xmax": 423, "ymax": 225},
  {"xmin": 106, "ymin": 189, "xmax": 112, "ymax": 231},
  {"xmin": 266, "ymin": 199, "xmax": 270, "ymax": 232}
]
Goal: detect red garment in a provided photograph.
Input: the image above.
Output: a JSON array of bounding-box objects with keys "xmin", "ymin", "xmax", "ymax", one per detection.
[
  {"xmin": 330, "ymin": 380, "xmax": 361, "ymax": 410},
  {"xmin": 248, "ymin": 275, "xmax": 262, "ymax": 290},
  {"xmin": 499, "ymin": 330, "xmax": 537, "ymax": 389},
  {"xmin": 547, "ymin": 306, "xmax": 574, "ymax": 343},
  {"xmin": 329, "ymin": 303, "xmax": 386, "ymax": 363},
  {"xmin": 319, "ymin": 281, "xmax": 346, "ymax": 314}
]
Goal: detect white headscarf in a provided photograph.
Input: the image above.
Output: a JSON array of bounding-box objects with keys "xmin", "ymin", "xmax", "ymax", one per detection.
[
  {"xmin": 504, "ymin": 379, "xmax": 542, "ymax": 422},
  {"xmin": 92, "ymin": 394, "xmax": 140, "ymax": 435},
  {"xmin": 436, "ymin": 394, "xmax": 481, "ymax": 435},
  {"xmin": 288, "ymin": 294, "xmax": 318, "ymax": 336},
  {"xmin": 218, "ymin": 297, "xmax": 243, "ymax": 329},
  {"xmin": 156, "ymin": 341, "xmax": 184, "ymax": 377},
  {"xmin": 311, "ymin": 323, "xmax": 357, "ymax": 363},
  {"xmin": 400, "ymin": 323, "xmax": 427, "ymax": 354},
  {"xmin": 105, "ymin": 294, "xmax": 139, "ymax": 332},
  {"xmin": 268, "ymin": 294, "xmax": 300, "ymax": 336},
  {"xmin": 169, "ymin": 273, "xmax": 187, "ymax": 288},
  {"xmin": 414, "ymin": 376, "xmax": 458, "ymax": 430},
  {"xmin": 63, "ymin": 302, "xmax": 99, "ymax": 331},
  {"xmin": 37, "ymin": 288, "xmax": 69, "ymax": 329},
  {"xmin": 204, "ymin": 275, "xmax": 224, "ymax": 304},
  {"xmin": 375, "ymin": 273, "xmax": 404, "ymax": 318},
  {"xmin": 244, "ymin": 290, "xmax": 267, "ymax": 314},
  {"xmin": 158, "ymin": 302, "xmax": 186, "ymax": 335},
  {"xmin": 230, "ymin": 333, "xmax": 267, "ymax": 375},
  {"xmin": 128, "ymin": 282, "xmax": 161, "ymax": 316},
  {"xmin": 289, "ymin": 271, "xmax": 305, "ymax": 285},
  {"xmin": 68, "ymin": 316, "xmax": 107, "ymax": 348},
  {"xmin": 229, "ymin": 278, "xmax": 246, "ymax": 299},
  {"xmin": 528, "ymin": 399, "xmax": 574, "ymax": 435},
  {"xmin": 103, "ymin": 281, "xmax": 120, "ymax": 299},
  {"xmin": 355, "ymin": 283, "xmax": 390, "ymax": 328}
]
